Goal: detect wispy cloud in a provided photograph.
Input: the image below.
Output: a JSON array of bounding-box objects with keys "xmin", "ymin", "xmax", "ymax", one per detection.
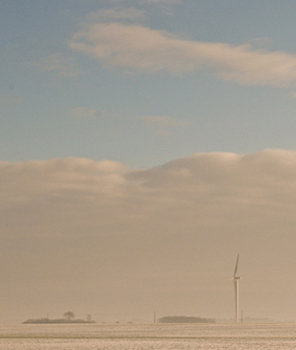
[
  {"xmin": 87, "ymin": 7, "xmax": 144, "ymax": 23},
  {"xmin": 30, "ymin": 53, "xmax": 84, "ymax": 78},
  {"xmin": 140, "ymin": 116, "xmax": 183, "ymax": 128},
  {"xmin": 70, "ymin": 107, "xmax": 102, "ymax": 119},
  {"xmin": 103, "ymin": 0, "xmax": 181, "ymax": 4},
  {"xmin": 135, "ymin": 0, "xmax": 182, "ymax": 3},
  {"xmin": 140, "ymin": 115, "xmax": 185, "ymax": 135},
  {"xmin": 70, "ymin": 20, "xmax": 296, "ymax": 87}
]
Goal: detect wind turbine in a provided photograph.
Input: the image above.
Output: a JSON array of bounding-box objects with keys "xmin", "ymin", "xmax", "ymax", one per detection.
[{"xmin": 233, "ymin": 254, "xmax": 240, "ymax": 323}]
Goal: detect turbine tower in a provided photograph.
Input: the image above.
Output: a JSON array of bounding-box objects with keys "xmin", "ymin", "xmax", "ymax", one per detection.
[{"xmin": 233, "ymin": 254, "xmax": 240, "ymax": 323}]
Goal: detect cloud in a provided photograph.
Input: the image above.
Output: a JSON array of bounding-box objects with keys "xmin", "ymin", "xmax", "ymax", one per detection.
[
  {"xmin": 2, "ymin": 149, "xmax": 296, "ymax": 238},
  {"xmin": 3, "ymin": 150, "xmax": 296, "ymax": 321},
  {"xmin": 140, "ymin": 116, "xmax": 183, "ymax": 128},
  {"xmin": 103, "ymin": 0, "xmax": 181, "ymax": 4},
  {"xmin": 70, "ymin": 106, "xmax": 102, "ymax": 119},
  {"xmin": 70, "ymin": 21, "xmax": 296, "ymax": 87},
  {"xmin": 140, "ymin": 115, "xmax": 185, "ymax": 135},
  {"xmin": 1, "ymin": 157, "xmax": 128, "ymax": 212},
  {"xmin": 87, "ymin": 8, "xmax": 144, "ymax": 23},
  {"xmin": 30, "ymin": 53, "xmax": 84, "ymax": 78},
  {"xmin": 135, "ymin": 0, "xmax": 181, "ymax": 3}
]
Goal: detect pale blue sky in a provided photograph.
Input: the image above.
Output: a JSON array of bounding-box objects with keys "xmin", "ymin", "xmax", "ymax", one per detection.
[{"xmin": 2, "ymin": 0, "xmax": 296, "ymax": 167}]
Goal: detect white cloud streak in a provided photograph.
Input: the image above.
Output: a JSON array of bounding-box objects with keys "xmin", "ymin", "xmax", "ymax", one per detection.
[{"xmin": 70, "ymin": 21, "xmax": 296, "ymax": 87}]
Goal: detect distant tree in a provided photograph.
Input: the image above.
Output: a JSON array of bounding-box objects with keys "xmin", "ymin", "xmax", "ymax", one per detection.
[
  {"xmin": 63, "ymin": 311, "xmax": 75, "ymax": 320},
  {"xmin": 86, "ymin": 314, "xmax": 92, "ymax": 322}
]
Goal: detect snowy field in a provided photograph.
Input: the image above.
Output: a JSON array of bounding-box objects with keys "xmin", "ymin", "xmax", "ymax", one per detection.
[{"xmin": 0, "ymin": 323, "xmax": 296, "ymax": 349}]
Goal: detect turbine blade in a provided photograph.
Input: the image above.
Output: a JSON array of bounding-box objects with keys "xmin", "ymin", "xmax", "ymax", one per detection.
[{"xmin": 233, "ymin": 254, "xmax": 240, "ymax": 277}]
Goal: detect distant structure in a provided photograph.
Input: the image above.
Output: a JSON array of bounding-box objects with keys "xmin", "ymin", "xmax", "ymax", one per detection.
[
  {"xmin": 233, "ymin": 254, "xmax": 240, "ymax": 323},
  {"xmin": 23, "ymin": 311, "xmax": 96, "ymax": 324}
]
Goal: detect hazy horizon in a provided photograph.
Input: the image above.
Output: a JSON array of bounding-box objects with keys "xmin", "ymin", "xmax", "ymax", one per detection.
[{"xmin": 2, "ymin": 150, "xmax": 296, "ymax": 324}]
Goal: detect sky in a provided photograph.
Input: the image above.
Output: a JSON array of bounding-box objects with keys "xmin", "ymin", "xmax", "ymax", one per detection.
[{"xmin": 2, "ymin": 0, "xmax": 296, "ymax": 323}]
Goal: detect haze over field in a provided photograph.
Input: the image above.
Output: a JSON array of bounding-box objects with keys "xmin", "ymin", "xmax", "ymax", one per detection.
[
  {"xmin": 2, "ymin": 1, "xmax": 296, "ymax": 322},
  {"xmin": 2, "ymin": 150, "xmax": 296, "ymax": 322}
]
